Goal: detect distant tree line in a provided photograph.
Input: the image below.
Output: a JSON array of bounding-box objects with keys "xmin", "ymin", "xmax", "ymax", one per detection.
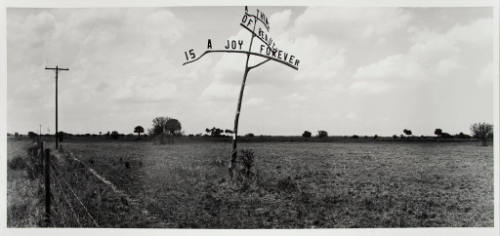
[{"xmin": 10, "ymin": 121, "xmax": 492, "ymax": 146}]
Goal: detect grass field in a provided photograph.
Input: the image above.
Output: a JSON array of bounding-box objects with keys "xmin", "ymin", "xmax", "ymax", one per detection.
[{"xmin": 7, "ymin": 139, "xmax": 494, "ymax": 228}]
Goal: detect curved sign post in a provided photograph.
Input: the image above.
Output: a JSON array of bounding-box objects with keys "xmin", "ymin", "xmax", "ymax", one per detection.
[{"xmin": 183, "ymin": 6, "xmax": 300, "ymax": 177}]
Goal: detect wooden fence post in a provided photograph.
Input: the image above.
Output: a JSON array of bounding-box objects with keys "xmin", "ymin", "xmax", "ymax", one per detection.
[
  {"xmin": 40, "ymin": 142, "xmax": 44, "ymax": 165},
  {"xmin": 44, "ymin": 148, "xmax": 51, "ymax": 227}
]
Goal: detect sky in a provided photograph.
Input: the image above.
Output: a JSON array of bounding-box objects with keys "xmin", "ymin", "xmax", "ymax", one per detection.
[{"xmin": 6, "ymin": 6, "xmax": 495, "ymax": 136}]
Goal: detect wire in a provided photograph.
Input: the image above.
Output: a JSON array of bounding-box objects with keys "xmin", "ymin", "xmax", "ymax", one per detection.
[
  {"xmin": 51, "ymin": 162, "xmax": 99, "ymax": 227},
  {"xmin": 51, "ymin": 169, "xmax": 82, "ymax": 227}
]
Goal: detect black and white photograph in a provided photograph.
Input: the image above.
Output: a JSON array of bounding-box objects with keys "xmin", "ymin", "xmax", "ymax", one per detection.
[{"xmin": 1, "ymin": 0, "xmax": 499, "ymax": 235}]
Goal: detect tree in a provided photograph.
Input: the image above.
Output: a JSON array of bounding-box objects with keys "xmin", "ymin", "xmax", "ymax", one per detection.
[
  {"xmin": 165, "ymin": 119, "xmax": 182, "ymax": 136},
  {"xmin": 27, "ymin": 131, "xmax": 38, "ymax": 139},
  {"xmin": 206, "ymin": 127, "xmax": 224, "ymax": 137},
  {"xmin": 456, "ymin": 132, "xmax": 471, "ymax": 139},
  {"xmin": 471, "ymin": 122, "xmax": 493, "ymax": 146},
  {"xmin": 317, "ymin": 130, "xmax": 328, "ymax": 138},
  {"xmin": 403, "ymin": 129, "xmax": 412, "ymax": 136},
  {"xmin": 152, "ymin": 117, "xmax": 169, "ymax": 135},
  {"xmin": 151, "ymin": 117, "xmax": 182, "ymax": 136},
  {"xmin": 245, "ymin": 133, "xmax": 255, "ymax": 137},
  {"xmin": 134, "ymin": 125, "xmax": 144, "ymax": 137},
  {"xmin": 302, "ymin": 130, "xmax": 312, "ymax": 138},
  {"xmin": 434, "ymin": 129, "xmax": 442, "ymax": 136},
  {"xmin": 111, "ymin": 131, "xmax": 120, "ymax": 140}
]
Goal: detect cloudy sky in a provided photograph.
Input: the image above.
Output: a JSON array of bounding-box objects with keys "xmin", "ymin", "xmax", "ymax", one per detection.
[{"xmin": 7, "ymin": 6, "xmax": 495, "ymax": 136}]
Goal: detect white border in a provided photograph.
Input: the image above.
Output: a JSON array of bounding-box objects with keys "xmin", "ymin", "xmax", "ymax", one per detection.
[{"xmin": 0, "ymin": 1, "xmax": 498, "ymax": 236}]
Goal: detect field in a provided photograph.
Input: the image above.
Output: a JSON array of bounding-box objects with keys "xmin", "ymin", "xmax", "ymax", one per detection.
[{"xmin": 7, "ymin": 139, "xmax": 494, "ymax": 228}]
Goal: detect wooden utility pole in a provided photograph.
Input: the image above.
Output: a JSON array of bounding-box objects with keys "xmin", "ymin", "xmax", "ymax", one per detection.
[{"xmin": 45, "ymin": 65, "xmax": 69, "ymax": 150}]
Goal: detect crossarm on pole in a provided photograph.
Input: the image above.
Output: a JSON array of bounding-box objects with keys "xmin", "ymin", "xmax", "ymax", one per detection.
[
  {"xmin": 182, "ymin": 49, "xmax": 298, "ymax": 70},
  {"xmin": 45, "ymin": 67, "xmax": 69, "ymax": 71}
]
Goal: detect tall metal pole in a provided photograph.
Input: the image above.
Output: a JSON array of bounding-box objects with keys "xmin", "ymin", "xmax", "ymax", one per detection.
[
  {"xmin": 229, "ymin": 15, "xmax": 258, "ymax": 177},
  {"xmin": 45, "ymin": 65, "xmax": 69, "ymax": 150}
]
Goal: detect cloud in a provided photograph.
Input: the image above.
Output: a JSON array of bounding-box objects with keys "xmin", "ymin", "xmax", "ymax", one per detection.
[
  {"xmin": 7, "ymin": 7, "xmax": 494, "ymax": 136},
  {"xmin": 294, "ymin": 7, "xmax": 411, "ymax": 41},
  {"xmin": 245, "ymin": 97, "xmax": 264, "ymax": 106},
  {"xmin": 353, "ymin": 54, "xmax": 426, "ymax": 82},
  {"xmin": 269, "ymin": 9, "xmax": 292, "ymax": 34},
  {"xmin": 477, "ymin": 62, "xmax": 494, "ymax": 85},
  {"xmin": 200, "ymin": 82, "xmax": 239, "ymax": 100},
  {"xmin": 352, "ymin": 16, "xmax": 493, "ymax": 92}
]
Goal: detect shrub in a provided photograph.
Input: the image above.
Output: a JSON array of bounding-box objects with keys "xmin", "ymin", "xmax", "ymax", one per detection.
[
  {"xmin": 27, "ymin": 131, "xmax": 37, "ymax": 139},
  {"xmin": 111, "ymin": 131, "xmax": 120, "ymax": 140},
  {"xmin": 239, "ymin": 149, "xmax": 255, "ymax": 178},
  {"xmin": 302, "ymin": 131, "xmax": 312, "ymax": 138},
  {"xmin": 8, "ymin": 156, "xmax": 27, "ymax": 170},
  {"xmin": 317, "ymin": 130, "xmax": 328, "ymax": 138},
  {"xmin": 471, "ymin": 122, "xmax": 493, "ymax": 146}
]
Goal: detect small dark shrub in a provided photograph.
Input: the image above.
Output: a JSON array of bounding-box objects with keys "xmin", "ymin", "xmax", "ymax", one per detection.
[
  {"xmin": 317, "ymin": 130, "xmax": 328, "ymax": 138},
  {"xmin": 111, "ymin": 131, "xmax": 120, "ymax": 140},
  {"xmin": 8, "ymin": 156, "xmax": 27, "ymax": 170},
  {"xmin": 239, "ymin": 149, "xmax": 255, "ymax": 178},
  {"xmin": 27, "ymin": 131, "xmax": 38, "ymax": 139}
]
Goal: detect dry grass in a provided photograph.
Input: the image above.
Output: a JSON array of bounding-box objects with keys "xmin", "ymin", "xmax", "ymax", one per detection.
[
  {"xmin": 7, "ymin": 140, "xmax": 44, "ymax": 227},
  {"xmin": 7, "ymin": 140, "xmax": 494, "ymax": 228}
]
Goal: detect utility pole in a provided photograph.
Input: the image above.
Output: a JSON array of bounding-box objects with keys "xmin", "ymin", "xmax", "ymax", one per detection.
[
  {"xmin": 182, "ymin": 7, "xmax": 299, "ymax": 178},
  {"xmin": 45, "ymin": 65, "xmax": 69, "ymax": 150}
]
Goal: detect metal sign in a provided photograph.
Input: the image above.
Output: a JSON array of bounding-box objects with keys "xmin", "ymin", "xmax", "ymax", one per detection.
[{"xmin": 182, "ymin": 6, "xmax": 300, "ymax": 177}]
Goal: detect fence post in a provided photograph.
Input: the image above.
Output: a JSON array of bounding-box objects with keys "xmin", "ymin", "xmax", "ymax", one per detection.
[
  {"xmin": 40, "ymin": 142, "xmax": 44, "ymax": 164},
  {"xmin": 44, "ymin": 148, "xmax": 51, "ymax": 227}
]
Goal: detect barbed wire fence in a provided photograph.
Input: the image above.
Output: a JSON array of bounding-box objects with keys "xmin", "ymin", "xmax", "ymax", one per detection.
[{"xmin": 33, "ymin": 141, "xmax": 160, "ymax": 227}]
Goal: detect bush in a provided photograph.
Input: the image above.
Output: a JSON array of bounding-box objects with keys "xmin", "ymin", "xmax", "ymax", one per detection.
[
  {"xmin": 239, "ymin": 149, "xmax": 255, "ymax": 178},
  {"xmin": 27, "ymin": 131, "xmax": 38, "ymax": 139},
  {"xmin": 302, "ymin": 131, "xmax": 312, "ymax": 138},
  {"xmin": 317, "ymin": 130, "xmax": 328, "ymax": 138},
  {"xmin": 111, "ymin": 131, "xmax": 120, "ymax": 140},
  {"xmin": 471, "ymin": 122, "xmax": 493, "ymax": 146},
  {"xmin": 8, "ymin": 156, "xmax": 27, "ymax": 170}
]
